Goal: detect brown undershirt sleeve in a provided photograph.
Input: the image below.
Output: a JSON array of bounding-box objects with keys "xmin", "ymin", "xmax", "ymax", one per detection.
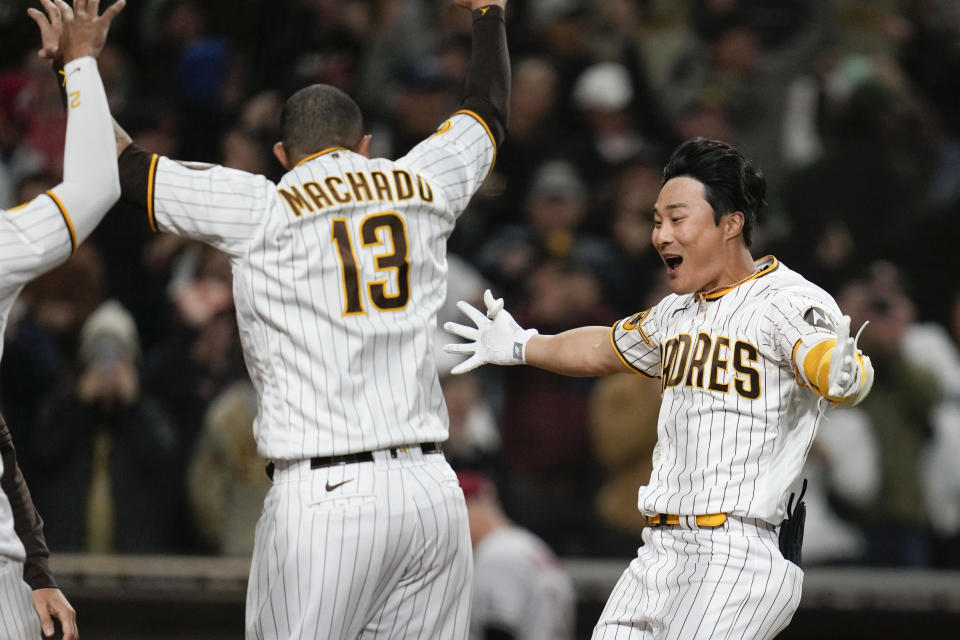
[
  {"xmin": 0, "ymin": 413, "xmax": 56, "ymax": 590},
  {"xmin": 461, "ymin": 5, "xmax": 510, "ymax": 146}
]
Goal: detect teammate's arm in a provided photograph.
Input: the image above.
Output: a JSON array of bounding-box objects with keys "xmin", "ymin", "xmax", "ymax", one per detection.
[
  {"xmin": 526, "ymin": 328, "xmax": 629, "ymax": 376},
  {"xmin": 113, "ymin": 116, "xmax": 269, "ymax": 256},
  {"xmin": 399, "ymin": 0, "xmax": 509, "ymax": 215},
  {"xmin": 3, "ymin": 0, "xmax": 124, "ymax": 281},
  {"xmin": 457, "ymin": 0, "xmax": 509, "ymax": 146},
  {"xmin": 444, "ymin": 290, "xmax": 630, "ymax": 376}
]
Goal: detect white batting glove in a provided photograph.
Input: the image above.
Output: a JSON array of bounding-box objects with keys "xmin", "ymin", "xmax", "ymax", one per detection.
[
  {"xmin": 828, "ymin": 315, "xmax": 874, "ymax": 406},
  {"xmin": 443, "ymin": 289, "xmax": 538, "ymax": 375}
]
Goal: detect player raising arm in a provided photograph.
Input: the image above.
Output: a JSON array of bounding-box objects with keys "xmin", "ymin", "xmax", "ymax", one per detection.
[
  {"xmin": 88, "ymin": 0, "xmax": 507, "ymax": 638},
  {"xmin": 446, "ymin": 138, "xmax": 872, "ymax": 640},
  {"xmin": 1, "ymin": 1, "xmax": 124, "ymax": 639}
]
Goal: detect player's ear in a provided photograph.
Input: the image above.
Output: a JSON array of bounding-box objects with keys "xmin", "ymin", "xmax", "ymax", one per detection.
[
  {"xmin": 273, "ymin": 142, "xmax": 290, "ymax": 170},
  {"xmin": 355, "ymin": 134, "xmax": 372, "ymax": 159},
  {"xmin": 722, "ymin": 211, "xmax": 745, "ymax": 240}
]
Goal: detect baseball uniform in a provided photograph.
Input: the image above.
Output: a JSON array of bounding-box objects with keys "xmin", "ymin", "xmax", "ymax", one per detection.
[
  {"xmin": 0, "ymin": 56, "xmax": 120, "ymax": 638},
  {"xmin": 593, "ymin": 255, "xmax": 854, "ymax": 640},
  {"xmin": 470, "ymin": 525, "xmax": 576, "ymax": 640},
  {"xmin": 116, "ymin": 7, "xmax": 509, "ymax": 638}
]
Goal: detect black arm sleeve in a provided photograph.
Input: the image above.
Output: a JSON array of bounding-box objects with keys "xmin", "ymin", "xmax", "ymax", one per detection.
[
  {"xmin": 118, "ymin": 143, "xmax": 157, "ymax": 214},
  {"xmin": 52, "ymin": 61, "xmax": 67, "ymax": 109},
  {"xmin": 0, "ymin": 412, "xmax": 57, "ymax": 590},
  {"xmin": 461, "ymin": 5, "xmax": 510, "ymax": 146}
]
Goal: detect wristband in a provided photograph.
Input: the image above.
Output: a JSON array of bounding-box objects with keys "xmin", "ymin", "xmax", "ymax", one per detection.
[
  {"xmin": 52, "ymin": 60, "xmax": 67, "ymax": 108},
  {"xmin": 472, "ymin": 4, "xmax": 504, "ymax": 21},
  {"xmin": 515, "ymin": 328, "xmax": 539, "ymax": 363}
]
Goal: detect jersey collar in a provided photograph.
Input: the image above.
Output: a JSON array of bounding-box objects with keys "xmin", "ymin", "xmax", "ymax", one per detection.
[
  {"xmin": 696, "ymin": 255, "xmax": 779, "ymax": 301},
  {"xmin": 294, "ymin": 147, "xmax": 349, "ymax": 168}
]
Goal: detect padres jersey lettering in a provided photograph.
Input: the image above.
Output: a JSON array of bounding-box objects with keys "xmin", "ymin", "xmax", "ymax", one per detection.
[
  {"xmin": 143, "ymin": 112, "xmax": 494, "ymax": 460},
  {"xmin": 611, "ymin": 256, "xmax": 844, "ymax": 523},
  {"xmin": 659, "ymin": 333, "xmax": 761, "ymax": 398}
]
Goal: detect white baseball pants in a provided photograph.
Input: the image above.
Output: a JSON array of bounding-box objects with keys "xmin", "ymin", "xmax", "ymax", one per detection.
[
  {"xmin": 0, "ymin": 558, "xmax": 42, "ymax": 640},
  {"xmin": 593, "ymin": 516, "xmax": 803, "ymax": 640},
  {"xmin": 246, "ymin": 447, "xmax": 472, "ymax": 639}
]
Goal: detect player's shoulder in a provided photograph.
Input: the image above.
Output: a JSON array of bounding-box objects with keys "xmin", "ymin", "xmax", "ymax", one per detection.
[
  {"xmin": 768, "ymin": 260, "xmax": 837, "ymax": 303},
  {"xmin": 616, "ymin": 292, "xmax": 686, "ymax": 334},
  {"xmin": 164, "ymin": 157, "xmax": 276, "ymax": 188},
  {"xmin": 399, "ymin": 111, "xmax": 494, "ymax": 159},
  {"xmin": 649, "ymin": 292, "xmax": 687, "ymax": 318},
  {"xmin": 764, "ymin": 259, "xmax": 842, "ymax": 320}
]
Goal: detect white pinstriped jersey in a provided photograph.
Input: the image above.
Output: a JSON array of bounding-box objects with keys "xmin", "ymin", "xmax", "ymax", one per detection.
[
  {"xmin": 145, "ymin": 111, "xmax": 494, "ymax": 460},
  {"xmin": 611, "ymin": 256, "xmax": 843, "ymax": 524},
  {"xmin": 1, "ymin": 57, "xmax": 118, "ymax": 568},
  {"xmin": 471, "ymin": 526, "xmax": 575, "ymax": 640},
  {"xmin": 0, "ymin": 194, "xmax": 74, "ymax": 567}
]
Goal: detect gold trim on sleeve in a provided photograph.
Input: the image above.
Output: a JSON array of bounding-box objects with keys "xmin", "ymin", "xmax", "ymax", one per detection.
[
  {"xmin": 452, "ymin": 109, "xmax": 498, "ymax": 175},
  {"xmin": 610, "ymin": 322, "xmax": 657, "ymax": 378},
  {"xmin": 147, "ymin": 154, "xmax": 159, "ymax": 232},
  {"xmin": 45, "ymin": 190, "xmax": 77, "ymax": 253}
]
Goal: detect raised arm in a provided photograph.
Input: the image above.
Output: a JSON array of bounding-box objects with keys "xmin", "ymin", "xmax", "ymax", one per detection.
[
  {"xmin": 397, "ymin": 0, "xmax": 510, "ymax": 215},
  {"xmin": 444, "ymin": 290, "xmax": 630, "ymax": 376},
  {"xmin": 457, "ymin": 0, "xmax": 510, "ymax": 146},
  {"xmin": 25, "ymin": 0, "xmax": 125, "ymax": 253}
]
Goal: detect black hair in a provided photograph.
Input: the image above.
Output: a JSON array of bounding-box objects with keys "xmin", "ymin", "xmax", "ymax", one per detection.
[
  {"xmin": 662, "ymin": 138, "xmax": 766, "ymax": 246},
  {"xmin": 279, "ymin": 84, "xmax": 364, "ymax": 159}
]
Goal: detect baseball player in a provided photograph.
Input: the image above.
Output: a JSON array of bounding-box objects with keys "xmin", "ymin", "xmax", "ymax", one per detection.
[
  {"xmin": 445, "ymin": 138, "xmax": 874, "ymax": 639},
  {"xmin": 103, "ymin": 0, "xmax": 509, "ymax": 637},
  {"xmin": 1, "ymin": 1, "xmax": 125, "ymax": 638},
  {"xmin": 458, "ymin": 471, "xmax": 576, "ymax": 640}
]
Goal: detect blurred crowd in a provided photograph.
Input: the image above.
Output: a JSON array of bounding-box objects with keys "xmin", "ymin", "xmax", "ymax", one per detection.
[{"xmin": 2, "ymin": 0, "xmax": 960, "ymax": 573}]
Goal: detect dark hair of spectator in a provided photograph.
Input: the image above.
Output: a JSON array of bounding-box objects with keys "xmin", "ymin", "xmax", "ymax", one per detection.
[
  {"xmin": 280, "ymin": 84, "xmax": 364, "ymax": 159},
  {"xmin": 662, "ymin": 138, "xmax": 766, "ymax": 247}
]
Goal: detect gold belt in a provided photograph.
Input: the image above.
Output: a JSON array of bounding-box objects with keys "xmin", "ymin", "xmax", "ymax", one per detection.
[{"xmin": 646, "ymin": 513, "xmax": 728, "ymax": 527}]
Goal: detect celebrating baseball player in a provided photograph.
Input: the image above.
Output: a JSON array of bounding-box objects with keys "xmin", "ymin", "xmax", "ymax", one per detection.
[
  {"xmin": 1, "ymin": 1, "xmax": 125, "ymax": 638},
  {"xmin": 64, "ymin": 0, "xmax": 510, "ymax": 636},
  {"xmin": 445, "ymin": 138, "xmax": 874, "ymax": 639}
]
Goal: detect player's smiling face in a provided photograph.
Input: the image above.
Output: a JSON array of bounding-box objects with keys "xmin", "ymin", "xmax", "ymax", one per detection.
[{"xmin": 652, "ymin": 176, "xmax": 730, "ymax": 295}]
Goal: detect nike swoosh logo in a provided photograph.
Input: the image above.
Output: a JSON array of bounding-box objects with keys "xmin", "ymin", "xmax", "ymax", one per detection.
[{"xmin": 325, "ymin": 479, "xmax": 354, "ymax": 492}]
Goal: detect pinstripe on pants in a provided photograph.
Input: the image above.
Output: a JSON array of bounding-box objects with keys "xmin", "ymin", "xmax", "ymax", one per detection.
[
  {"xmin": 593, "ymin": 517, "xmax": 802, "ymax": 640},
  {"xmin": 246, "ymin": 448, "xmax": 472, "ymax": 639},
  {"xmin": 0, "ymin": 558, "xmax": 41, "ymax": 640}
]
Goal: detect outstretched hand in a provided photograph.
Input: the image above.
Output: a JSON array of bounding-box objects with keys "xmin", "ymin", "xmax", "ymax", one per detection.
[
  {"xmin": 27, "ymin": 0, "xmax": 126, "ymax": 63},
  {"xmin": 443, "ymin": 289, "xmax": 536, "ymax": 374}
]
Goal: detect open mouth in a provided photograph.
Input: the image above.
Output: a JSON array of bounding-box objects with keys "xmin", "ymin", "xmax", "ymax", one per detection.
[{"xmin": 663, "ymin": 256, "xmax": 683, "ymax": 274}]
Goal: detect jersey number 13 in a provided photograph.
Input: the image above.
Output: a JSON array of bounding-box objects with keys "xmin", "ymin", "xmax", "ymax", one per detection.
[{"xmin": 331, "ymin": 212, "xmax": 410, "ymax": 315}]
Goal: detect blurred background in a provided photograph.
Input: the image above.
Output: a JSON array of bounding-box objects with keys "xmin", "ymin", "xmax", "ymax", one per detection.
[{"xmin": 2, "ymin": 0, "xmax": 960, "ymax": 637}]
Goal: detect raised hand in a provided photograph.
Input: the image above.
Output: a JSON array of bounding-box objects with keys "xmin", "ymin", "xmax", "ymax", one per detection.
[
  {"xmin": 27, "ymin": 0, "xmax": 126, "ymax": 63},
  {"xmin": 828, "ymin": 315, "xmax": 874, "ymax": 405},
  {"xmin": 827, "ymin": 315, "xmax": 855, "ymax": 398},
  {"xmin": 443, "ymin": 289, "xmax": 537, "ymax": 374}
]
